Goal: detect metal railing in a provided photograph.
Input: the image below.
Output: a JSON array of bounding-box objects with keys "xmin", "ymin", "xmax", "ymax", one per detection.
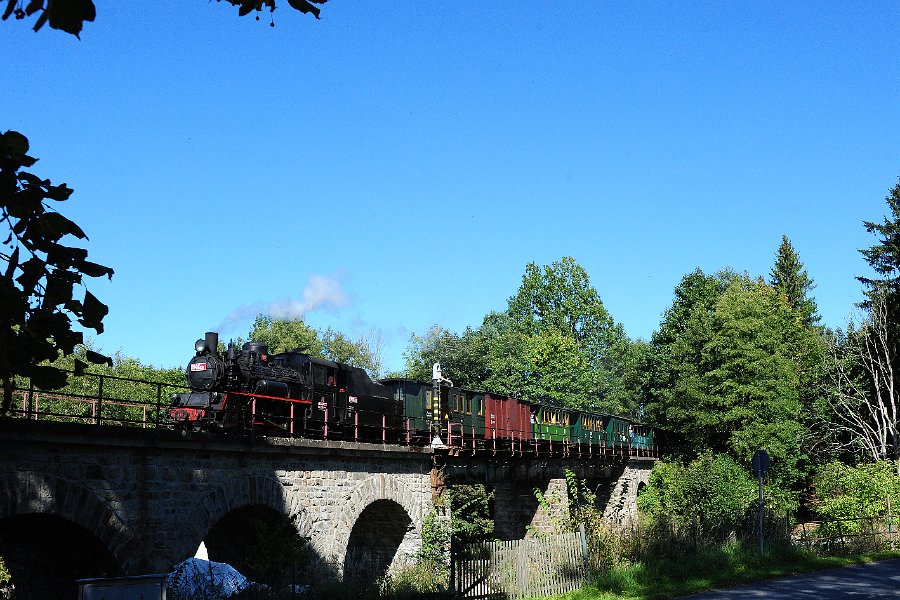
[
  {"xmin": 7, "ymin": 372, "xmax": 658, "ymax": 458},
  {"xmin": 10, "ymin": 370, "xmax": 189, "ymax": 428}
]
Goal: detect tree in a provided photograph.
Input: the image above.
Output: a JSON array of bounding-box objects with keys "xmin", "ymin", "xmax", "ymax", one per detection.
[
  {"xmin": 859, "ymin": 178, "xmax": 900, "ymax": 300},
  {"xmin": 704, "ymin": 277, "xmax": 809, "ymax": 488},
  {"xmin": 826, "ymin": 177, "xmax": 900, "ymax": 472},
  {"xmin": 490, "ymin": 257, "xmax": 634, "ymax": 414},
  {"xmin": 2, "ymin": 0, "xmax": 325, "ymax": 37},
  {"xmin": 825, "ymin": 291, "xmax": 899, "ymax": 469},
  {"xmin": 1, "ymin": 130, "xmax": 113, "ymax": 413},
  {"xmin": 640, "ymin": 268, "xmax": 733, "ymax": 448},
  {"xmin": 642, "ymin": 270, "xmax": 817, "ymax": 488},
  {"xmin": 320, "ymin": 326, "xmax": 383, "ymax": 377},
  {"xmin": 247, "ymin": 315, "xmax": 384, "ymax": 377},
  {"xmin": 248, "ymin": 314, "xmax": 323, "ymax": 355},
  {"xmin": 403, "ymin": 257, "xmax": 635, "ymax": 414},
  {"xmin": 770, "ymin": 235, "xmax": 820, "ymax": 326},
  {"xmin": 403, "ymin": 324, "xmax": 491, "ymax": 389}
]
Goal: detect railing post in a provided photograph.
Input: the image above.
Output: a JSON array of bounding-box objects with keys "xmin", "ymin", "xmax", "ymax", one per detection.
[
  {"xmin": 382, "ymin": 414, "xmax": 386, "ymax": 444},
  {"xmin": 323, "ymin": 406, "xmax": 329, "ymax": 440},
  {"xmin": 26, "ymin": 380, "xmax": 35, "ymax": 419},
  {"xmin": 251, "ymin": 398, "xmax": 257, "ymax": 436},
  {"xmin": 354, "ymin": 411, "xmax": 358, "ymax": 442},
  {"xmin": 155, "ymin": 383, "xmax": 162, "ymax": 428},
  {"xmin": 95, "ymin": 375, "xmax": 104, "ymax": 425},
  {"xmin": 289, "ymin": 403, "xmax": 295, "ymax": 436},
  {"xmin": 406, "ymin": 417, "xmax": 410, "ymax": 445}
]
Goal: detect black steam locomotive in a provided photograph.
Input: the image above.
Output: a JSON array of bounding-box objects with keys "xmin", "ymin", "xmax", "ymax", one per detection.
[{"xmin": 169, "ymin": 332, "xmax": 403, "ymax": 439}]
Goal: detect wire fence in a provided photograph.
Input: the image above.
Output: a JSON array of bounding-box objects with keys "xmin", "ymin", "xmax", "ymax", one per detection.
[{"xmin": 793, "ymin": 515, "xmax": 898, "ymax": 554}]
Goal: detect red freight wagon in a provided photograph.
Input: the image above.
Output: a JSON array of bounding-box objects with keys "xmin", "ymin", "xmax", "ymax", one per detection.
[{"xmin": 484, "ymin": 393, "xmax": 532, "ymax": 443}]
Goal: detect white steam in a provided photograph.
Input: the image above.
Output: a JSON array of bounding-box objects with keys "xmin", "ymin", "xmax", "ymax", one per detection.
[{"xmin": 219, "ymin": 274, "xmax": 348, "ymax": 328}]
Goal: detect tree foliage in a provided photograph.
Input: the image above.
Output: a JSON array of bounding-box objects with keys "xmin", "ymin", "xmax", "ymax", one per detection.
[
  {"xmin": 641, "ymin": 270, "xmax": 819, "ymax": 488},
  {"xmin": 248, "ymin": 315, "xmax": 383, "ymax": 377},
  {"xmin": 637, "ymin": 454, "xmax": 759, "ymax": 537},
  {"xmin": 445, "ymin": 484, "xmax": 494, "ymax": 545},
  {"xmin": 813, "ymin": 460, "xmax": 900, "ymax": 522},
  {"xmin": 404, "ymin": 257, "xmax": 636, "ymax": 414},
  {"xmin": 1, "ymin": 130, "xmax": 113, "ymax": 413},
  {"xmin": 1, "ymin": 0, "xmax": 324, "ymax": 37},
  {"xmin": 770, "ymin": 235, "xmax": 819, "ymax": 326}
]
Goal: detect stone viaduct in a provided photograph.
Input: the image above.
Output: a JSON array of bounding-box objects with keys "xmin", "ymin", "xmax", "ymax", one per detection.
[{"xmin": 0, "ymin": 419, "xmax": 653, "ymax": 598}]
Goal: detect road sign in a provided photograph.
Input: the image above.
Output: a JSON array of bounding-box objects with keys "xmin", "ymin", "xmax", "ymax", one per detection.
[{"xmin": 752, "ymin": 449, "xmax": 770, "ymax": 477}]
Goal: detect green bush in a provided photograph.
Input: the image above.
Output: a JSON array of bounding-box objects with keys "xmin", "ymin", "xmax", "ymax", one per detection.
[
  {"xmin": 814, "ymin": 460, "xmax": 900, "ymax": 522},
  {"xmin": 639, "ymin": 454, "xmax": 757, "ymax": 532}
]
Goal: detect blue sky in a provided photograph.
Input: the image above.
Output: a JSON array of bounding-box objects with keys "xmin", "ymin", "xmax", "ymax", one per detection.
[{"xmin": 3, "ymin": 2, "xmax": 898, "ymax": 373}]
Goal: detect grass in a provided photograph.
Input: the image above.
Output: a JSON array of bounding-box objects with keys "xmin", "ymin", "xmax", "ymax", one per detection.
[{"xmin": 549, "ymin": 545, "xmax": 900, "ymax": 600}]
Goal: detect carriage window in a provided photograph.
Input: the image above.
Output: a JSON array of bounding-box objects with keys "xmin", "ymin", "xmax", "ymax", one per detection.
[
  {"xmin": 564, "ymin": 413, "xmax": 570, "ymax": 427},
  {"xmin": 477, "ymin": 397, "xmax": 484, "ymax": 416}
]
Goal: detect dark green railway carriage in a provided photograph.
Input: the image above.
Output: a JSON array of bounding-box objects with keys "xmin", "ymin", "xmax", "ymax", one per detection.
[
  {"xmin": 379, "ymin": 378, "xmax": 433, "ymax": 435},
  {"xmin": 531, "ymin": 403, "xmax": 571, "ymax": 443},
  {"xmin": 447, "ymin": 386, "xmax": 486, "ymax": 439},
  {"xmin": 572, "ymin": 412, "xmax": 606, "ymax": 446},
  {"xmin": 379, "ymin": 378, "xmax": 485, "ymax": 440},
  {"xmin": 631, "ymin": 422, "xmax": 654, "ymax": 450},
  {"xmin": 606, "ymin": 415, "xmax": 630, "ymax": 447}
]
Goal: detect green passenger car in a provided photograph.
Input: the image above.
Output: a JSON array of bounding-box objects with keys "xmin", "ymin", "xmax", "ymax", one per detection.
[
  {"xmin": 606, "ymin": 415, "xmax": 630, "ymax": 447},
  {"xmin": 446, "ymin": 387, "xmax": 486, "ymax": 440},
  {"xmin": 380, "ymin": 378, "xmax": 431, "ymax": 432},
  {"xmin": 531, "ymin": 404, "xmax": 571, "ymax": 442},
  {"xmin": 631, "ymin": 423, "xmax": 654, "ymax": 450},
  {"xmin": 572, "ymin": 412, "xmax": 606, "ymax": 446}
]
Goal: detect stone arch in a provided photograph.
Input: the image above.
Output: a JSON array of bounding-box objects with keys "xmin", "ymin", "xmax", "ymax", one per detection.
[
  {"xmin": 602, "ymin": 459, "xmax": 655, "ymax": 523},
  {"xmin": 332, "ymin": 474, "xmax": 429, "ymax": 578},
  {"xmin": 343, "ymin": 499, "xmax": 414, "ymax": 581},
  {"xmin": 174, "ymin": 473, "xmax": 310, "ymax": 565},
  {"xmin": 0, "ymin": 471, "xmax": 144, "ymax": 573}
]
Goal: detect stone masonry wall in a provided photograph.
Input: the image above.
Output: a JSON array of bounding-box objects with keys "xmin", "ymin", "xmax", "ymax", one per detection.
[{"xmin": 0, "ymin": 422, "xmax": 434, "ymax": 578}]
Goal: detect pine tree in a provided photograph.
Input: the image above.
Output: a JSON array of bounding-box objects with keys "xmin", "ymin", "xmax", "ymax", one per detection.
[
  {"xmin": 859, "ymin": 178, "xmax": 900, "ymax": 302},
  {"xmin": 770, "ymin": 235, "xmax": 820, "ymax": 326}
]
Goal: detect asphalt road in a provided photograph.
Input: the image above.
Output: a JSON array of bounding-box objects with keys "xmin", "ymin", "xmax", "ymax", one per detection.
[{"xmin": 682, "ymin": 559, "xmax": 900, "ymax": 599}]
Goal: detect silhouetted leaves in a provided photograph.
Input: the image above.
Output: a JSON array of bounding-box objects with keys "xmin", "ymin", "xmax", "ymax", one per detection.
[
  {"xmin": 1, "ymin": 129, "xmax": 113, "ymax": 412},
  {"xmin": 3, "ymin": 0, "xmax": 324, "ymax": 37}
]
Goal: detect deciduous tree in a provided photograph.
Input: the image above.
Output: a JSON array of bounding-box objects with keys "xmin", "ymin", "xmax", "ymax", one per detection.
[
  {"xmin": 1, "ymin": 130, "xmax": 113, "ymax": 413},
  {"xmin": 825, "ymin": 291, "xmax": 899, "ymax": 469}
]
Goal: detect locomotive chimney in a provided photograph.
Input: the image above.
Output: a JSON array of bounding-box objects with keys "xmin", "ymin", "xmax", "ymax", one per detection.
[{"xmin": 205, "ymin": 332, "xmax": 219, "ymax": 355}]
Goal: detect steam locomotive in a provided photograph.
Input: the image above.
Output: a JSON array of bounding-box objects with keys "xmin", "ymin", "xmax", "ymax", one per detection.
[
  {"xmin": 169, "ymin": 332, "xmax": 403, "ymax": 439},
  {"xmin": 169, "ymin": 331, "xmax": 656, "ymax": 453}
]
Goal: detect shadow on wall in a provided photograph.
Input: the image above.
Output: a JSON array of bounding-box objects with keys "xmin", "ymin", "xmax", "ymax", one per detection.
[
  {"xmin": 343, "ymin": 499, "xmax": 415, "ymax": 582},
  {"xmin": 0, "ymin": 514, "xmax": 123, "ymax": 600},
  {"xmin": 205, "ymin": 504, "xmax": 313, "ymax": 589}
]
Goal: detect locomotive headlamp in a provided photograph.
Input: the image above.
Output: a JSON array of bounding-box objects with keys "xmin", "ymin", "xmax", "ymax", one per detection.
[{"xmin": 195, "ymin": 339, "xmax": 208, "ymax": 354}]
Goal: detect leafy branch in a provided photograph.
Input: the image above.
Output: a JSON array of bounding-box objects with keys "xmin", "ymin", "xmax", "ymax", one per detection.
[{"xmin": 1, "ymin": 129, "xmax": 113, "ymax": 412}]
